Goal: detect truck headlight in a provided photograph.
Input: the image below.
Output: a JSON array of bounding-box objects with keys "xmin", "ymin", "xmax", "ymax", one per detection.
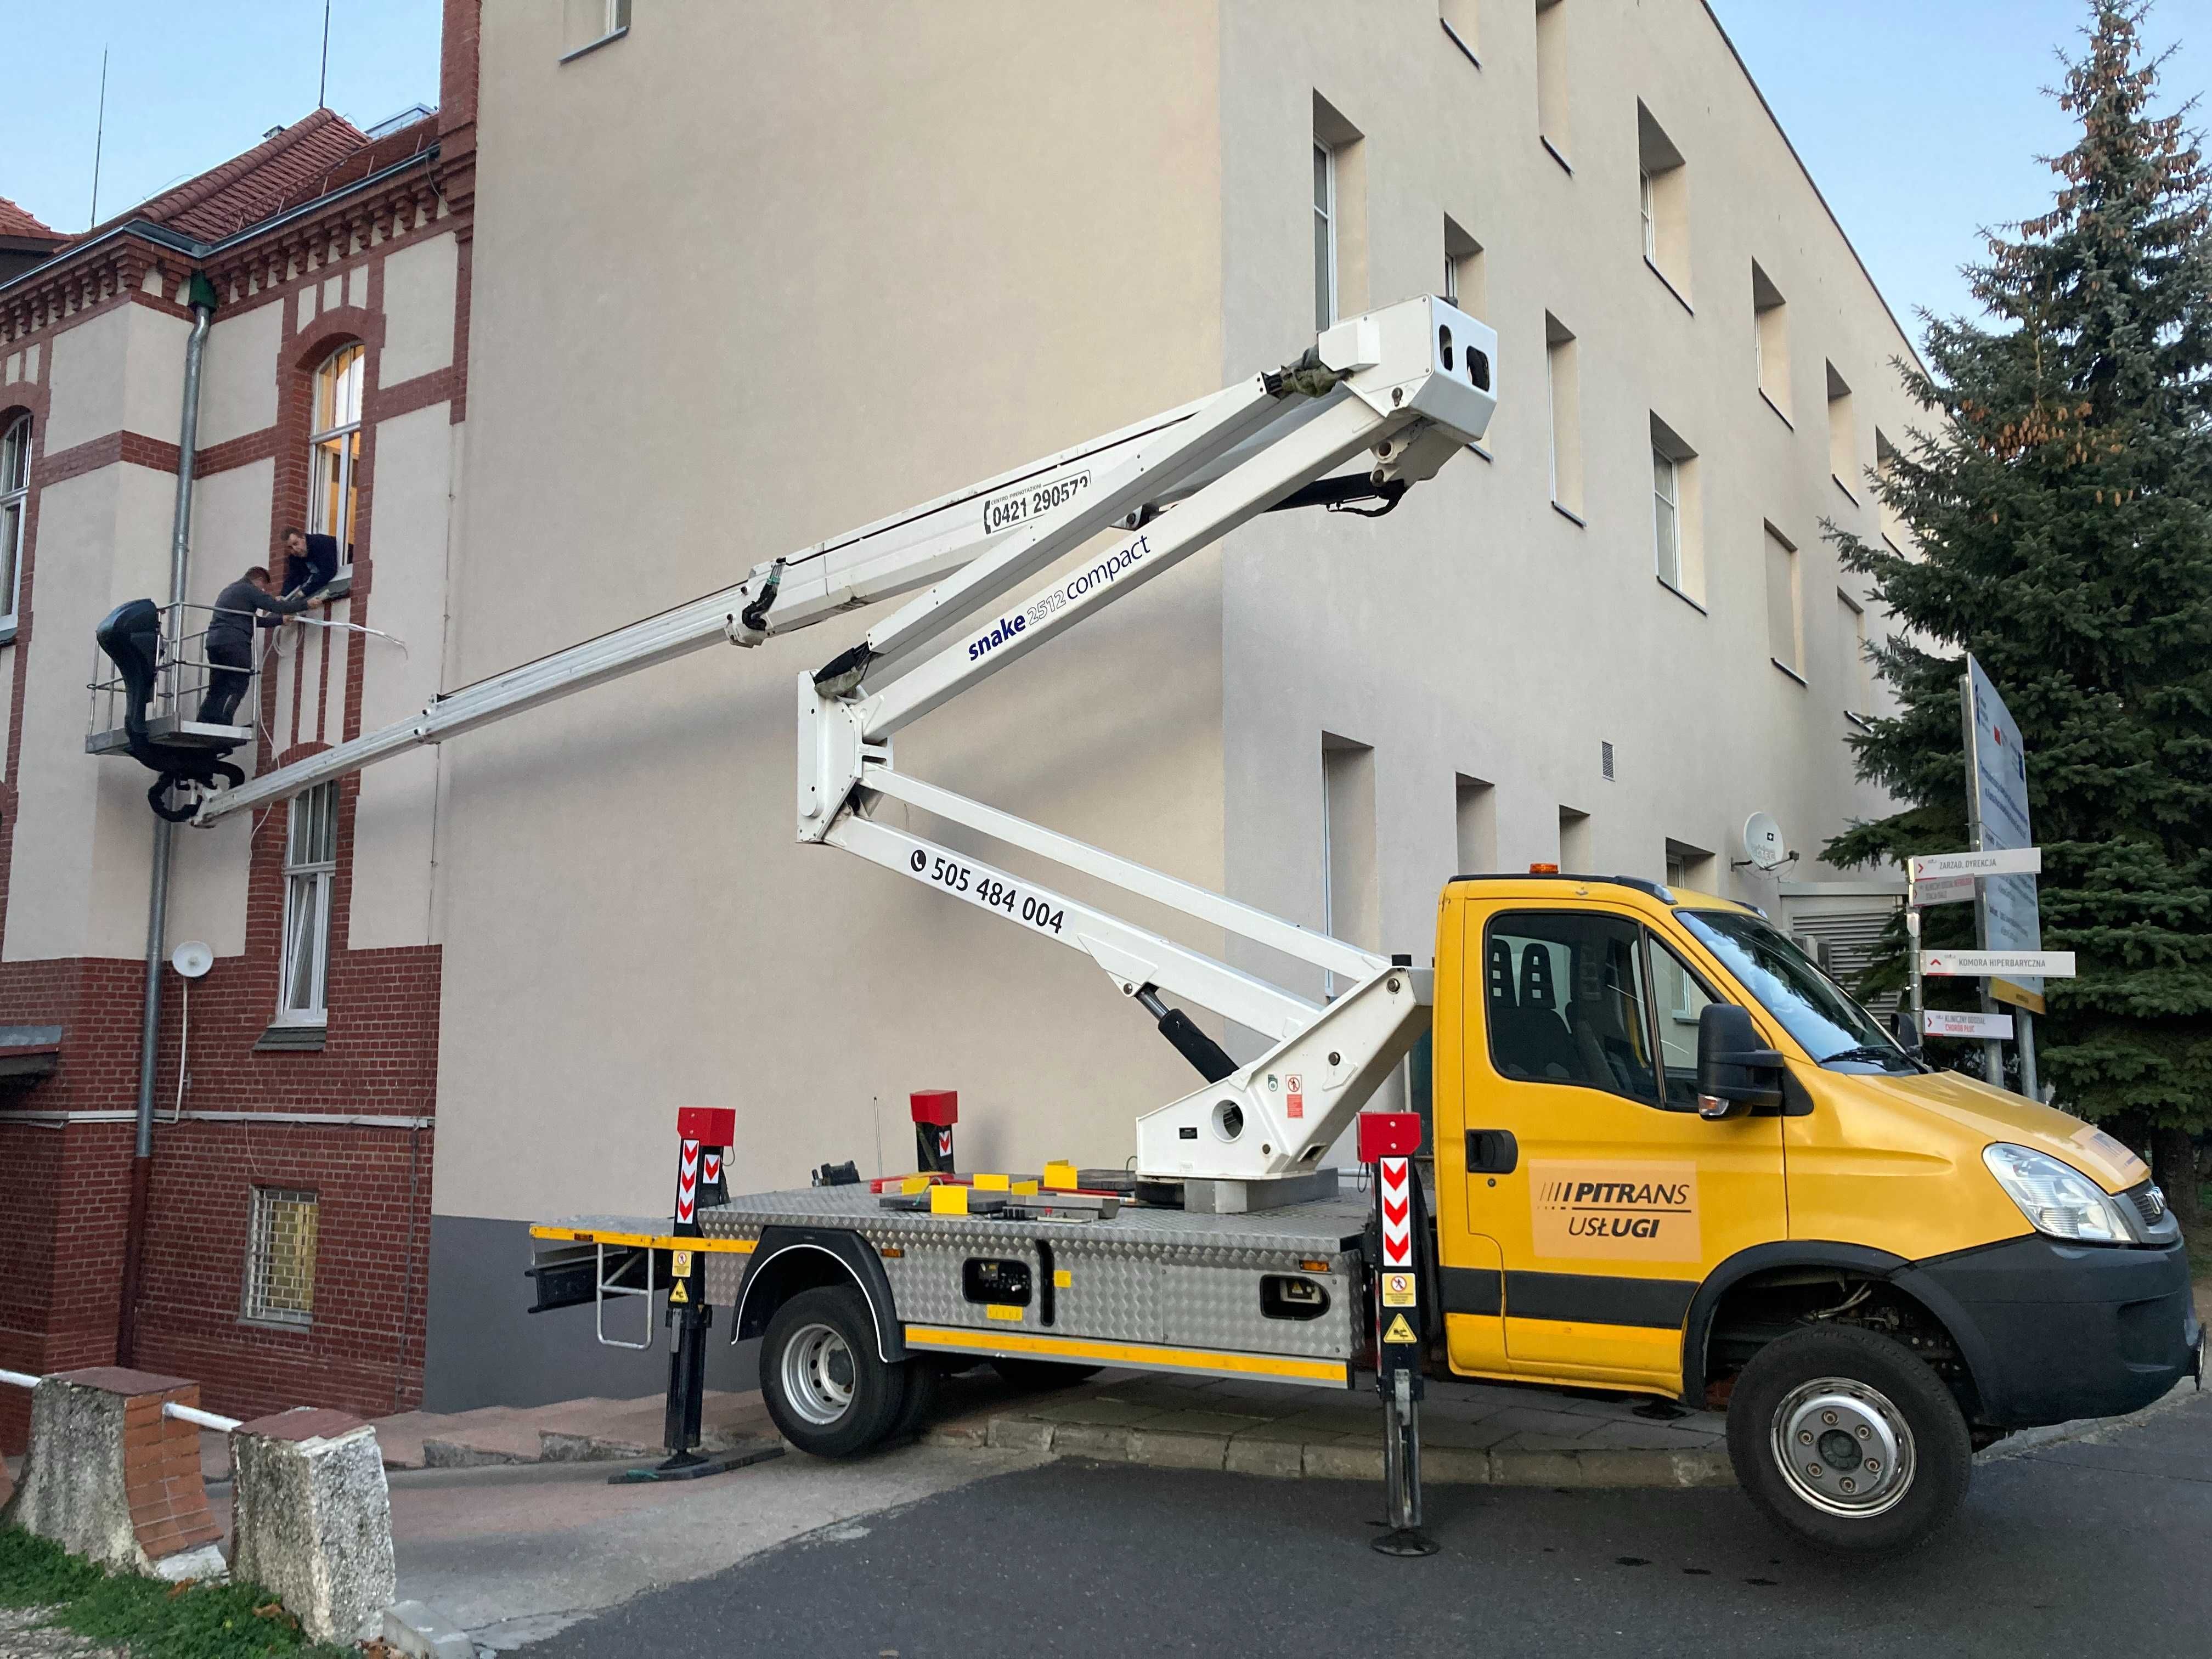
[{"xmin": 1983, "ymin": 1143, "xmax": 2132, "ymax": 1244}]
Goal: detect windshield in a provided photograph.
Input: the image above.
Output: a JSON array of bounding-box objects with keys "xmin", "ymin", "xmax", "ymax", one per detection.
[{"xmin": 1674, "ymin": 910, "xmax": 1919, "ymax": 1074}]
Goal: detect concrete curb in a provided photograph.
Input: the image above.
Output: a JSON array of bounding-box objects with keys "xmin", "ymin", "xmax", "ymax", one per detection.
[
  {"xmin": 922, "ymin": 1412, "xmax": 1736, "ymax": 1489},
  {"xmin": 382, "ymin": 1599, "xmax": 476, "ymax": 1659},
  {"xmin": 1978, "ymin": 1380, "xmax": 2205, "ymax": 1462}
]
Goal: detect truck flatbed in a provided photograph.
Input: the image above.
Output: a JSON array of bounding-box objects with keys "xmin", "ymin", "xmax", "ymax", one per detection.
[{"xmin": 533, "ymin": 1184, "xmax": 1375, "ymax": 1389}]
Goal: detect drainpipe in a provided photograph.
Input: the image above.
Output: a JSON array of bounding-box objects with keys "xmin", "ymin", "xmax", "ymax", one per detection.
[{"xmin": 117, "ymin": 271, "xmax": 217, "ymax": 1367}]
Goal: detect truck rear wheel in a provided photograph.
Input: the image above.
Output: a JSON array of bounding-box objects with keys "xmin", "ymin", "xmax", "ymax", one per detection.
[
  {"xmin": 761, "ymin": 1285, "xmax": 904, "ymax": 1458},
  {"xmin": 1726, "ymin": 1324, "xmax": 1971, "ymax": 1558}
]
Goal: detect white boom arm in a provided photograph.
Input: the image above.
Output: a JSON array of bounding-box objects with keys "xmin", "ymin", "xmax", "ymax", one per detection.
[
  {"xmin": 801, "ymin": 297, "xmax": 1497, "ymax": 1183},
  {"xmin": 186, "ymin": 292, "xmax": 1498, "ymax": 1189}
]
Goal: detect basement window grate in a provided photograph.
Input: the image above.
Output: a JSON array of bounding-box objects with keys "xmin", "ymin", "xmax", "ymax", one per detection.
[{"xmin": 244, "ymin": 1186, "xmax": 319, "ymax": 1327}]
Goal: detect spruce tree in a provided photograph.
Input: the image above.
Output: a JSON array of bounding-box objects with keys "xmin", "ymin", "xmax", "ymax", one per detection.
[{"xmin": 1825, "ymin": 0, "xmax": 2212, "ymax": 1217}]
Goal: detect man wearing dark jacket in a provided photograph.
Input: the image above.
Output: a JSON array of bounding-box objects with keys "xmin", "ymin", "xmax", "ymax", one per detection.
[
  {"xmin": 199, "ymin": 565, "xmax": 308, "ymax": 724},
  {"xmin": 281, "ymin": 526, "xmax": 341, "ymax": 597}
]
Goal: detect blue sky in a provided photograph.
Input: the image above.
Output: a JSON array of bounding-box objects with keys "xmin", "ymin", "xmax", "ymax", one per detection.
[{"xmin": 3, "ymin": 2, "xmax": 2207, "ymax": 347}]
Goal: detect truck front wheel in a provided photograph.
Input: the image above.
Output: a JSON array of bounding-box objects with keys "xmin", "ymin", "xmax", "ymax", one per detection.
[
  {"xmin": 761, "ymin": 1285, "xmax": 905, "ymax": 1458},
  {"xmin": 1725, "ymin": 1324, "xmax": 1971, "ymax": 1558}
]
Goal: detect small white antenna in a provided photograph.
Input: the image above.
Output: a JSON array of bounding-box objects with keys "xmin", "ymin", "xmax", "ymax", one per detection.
[
  {"xmin": 319, "ymin": 1, "xmax": 332, "ymax": 108},
  {"xmin": 1733, "ymin": 811, "xmax": 1798, "ymax": 873}
]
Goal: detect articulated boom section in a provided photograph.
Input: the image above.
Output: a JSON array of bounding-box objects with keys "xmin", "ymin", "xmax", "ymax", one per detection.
[{"xmin": 800, "ymin": 296, "xmax": 1496, "ymax": 1183}]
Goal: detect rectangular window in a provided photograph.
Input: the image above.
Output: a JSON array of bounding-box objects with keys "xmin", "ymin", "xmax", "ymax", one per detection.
[
  {"xmin": 1635, "ymin": 104, "xmax": 1689, "ymax": 301},
  {"xmin": 1752, "ymin": 261, "xmax": 1790, "ymax": 416},
  {"xmin": 1663, "ymin": 839, "xmax": 1713, "ymax": 893},
  {"xmin": 1559, "ymin": 804, "xmax": 1591, "ymax": 868},
  {"xmin": 1455, "ymin": 772, "xmax": 1497, "ymax": 872},
  {"xmin": 1534, "ymin": 0, "xmax": 1571, "ymax": 166},
  {"xmin": 1322, "ymin": 734, "xmax": 1378, "ymax": 992},
  {"xmin": 244, "ymin": 1187, "xmax": 318, "ymax": 1327},
  {"xmin": 279, "ymin": 782, "xmax": 338, "ymax": 1024},
  {"xmin": 1312, "ymin": 139, "xmax": 1336, "ymax": 332},
  {"xmin": 1765, "ymin": 522, "xmax": 1803, "ymax": 678},
  {"xmin": 1313, "ymin": 95, "xmax": 1366, "ymax": 331},
  {"xmin": 1837, "ymin": 590, "xmax": 1870, "ymax": 720},
  {"xmin": 1545, "ymin": 313, "xmax": 1582, "ymax": 516},
  {"xmin": 1875, "ymin": 429, "xmax": 1905, "ymax": 548},
  {"xmin": 1482, "ymin": 910, "xmax": 1655, "ymax": 1102},
  {"xmin": 1826, "ymin": 361, "xmax": 1856, "ymax": 495},
  {"xmin": 1443, "ymin": 216, "xmax": 1486, "ymax": 317},
  {"xmin": 1441, "ymin": 0, "xmax": 1480, "ymax": 63},
  {"xmin": 0, "ymin": 415, "xmax": 28, "ymax": 634},
  {"xmin": 1650, "ymin": 412, "xmax": 1699, "ymax": 599},
  {"xmin": 562, "ymin": 0, "xmax": 630, "ymax": 57}
]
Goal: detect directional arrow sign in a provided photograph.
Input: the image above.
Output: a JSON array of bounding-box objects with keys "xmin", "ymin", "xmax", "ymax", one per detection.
[
  {"xmin": 1913, "ymin": 873, "xmax": 1978, "ymax": 907},
  {"xmin": 1911, "ymin": 848, "xmax": 2043, "ymax": 881},
  {"xmin": 1921, "ymin": 950, "xmax": 2075, "ymax": 979},
  {"xmin": 1923, "ymin": 1008, "xmax": 2016, "ymax": 1040}
]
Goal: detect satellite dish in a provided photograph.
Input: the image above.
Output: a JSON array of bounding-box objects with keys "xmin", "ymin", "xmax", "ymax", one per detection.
[
  {"xmin": 171, "ymin": 941, "xmax": 214, "ymax": 979},
  {"xmin": 1740, "ymin": 812, "xmax": 1791, "ymax": 872}
]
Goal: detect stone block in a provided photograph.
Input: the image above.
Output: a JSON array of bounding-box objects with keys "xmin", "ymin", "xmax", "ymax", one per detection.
[
  {"xmin": 1129, "ymin": 1428, "xmax": 1228, "ymax": 1471},
  {"xmin": 1049, "ymin": 1422, "xmax": 1135, "ymax": 1462},
  {"xmin": 0, "ymin": 1370, "xmax": 224, "ymax": 1583},
  {"xmin": 231, "ymin": 1409, "xmax": 397, "ymax": 1645},
  {"xmin": 383, "ymin": 1599, "xmax": 476, "ymax": 1659},
  {"xmin": 983, "ymin": 1416, "xmax": 1055, "ymax": 1453},
  {"xmin": 1421, "ymin": 1446, "xmax": 1492, "ymax": 1485},
  {"xmin": 1222, "ymin": 1436, "xmax": 1305, "ymax": 1479},
  {"xmin": 1301, "ymin": 1441, "xmax": 1385, "ymax": 1482}
]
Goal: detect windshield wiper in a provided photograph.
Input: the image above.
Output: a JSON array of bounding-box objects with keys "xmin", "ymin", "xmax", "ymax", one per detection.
[{"xmin": 1821, "ymin": 1043, "xmax": 1925, "ymax": 1073}]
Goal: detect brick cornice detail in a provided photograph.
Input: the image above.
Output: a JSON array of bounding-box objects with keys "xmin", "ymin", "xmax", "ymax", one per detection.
[{"xmin": 35, "ymin": 429, "xmax": 182, "ymax": 485}]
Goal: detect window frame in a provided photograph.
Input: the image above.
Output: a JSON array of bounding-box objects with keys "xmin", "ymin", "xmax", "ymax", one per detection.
[
  {"xmin": 277, "ymin": 781, "xmax": 338, "ymax": 1026},
  {"xmin": 1650, "ymin": 444, "xmax": 1679, "ymax": 589},
  {"xmin": 1479, "ymin": 908, "xmax": 1663, "ymax": 1108},
  {"xmin": 1645, "ymin": 929, "xmax": 1724, "ymax": 1112},
  {"xmin": 242, "ymin": 1184, "xmax": 319, "ymax": 1329},
  {"xmin": 0, "ymin": 413, "xmax": 29, "ymax": 635},
  {"xmin": 1638, "ymin": 168, "xmax": 1656, "ymax": 261},
  {"xmin": 1313, "ymin": 138, "xmax": 1338, "ymax": 333},
  {"xmin": 308, "ymin": 343, "xmax": 364, "ymax": 580}
]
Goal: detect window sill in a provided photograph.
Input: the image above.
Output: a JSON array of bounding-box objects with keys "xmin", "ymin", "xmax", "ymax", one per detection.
[
  {"xmin": 1845, "ymin": 709, "xmax": 1877, "ymax": 732},
  {"xmin": 1467, "ymin": 440, "xmax": 1493, "ymax": 463},
  {"xmin": 1771, "ymin": 657, "xmax": 1807, "ymax": 687},
  {"xmin": 255, "ymin": 1023, "xmax": 327, "ymax": 1052},
  {"xmin": 1540, "ymin": 136, "xmax": 1573, "ymax": 176},
  {"xmin": 560, "ymin": 25, "xmax": 628, "ymax": 64},
  {"xmin": 1831, "ymin": 473, "xmax": 1859, "ymax": 505},
  {"xmin": 1759, "ymin": 388, "xmax": 1793, "ymax": 430},
  {"xmin": 1657, "ymin": 576, "xmax": 1707, "ymax": 614},
  {"xmin": 1643, "ymin": 256, "xmax": 1693, "ymax": 315},
  {"xmin": 1440, "ymin": 17, "xmax": 1480, "ymax": 67},
  {"xmin": 317, "ymin": 571, "xmax": 353, "ymax": 603},
  {"xmin": 239, "ymin": 1314, "xmax": 313, "ymax": 1334},
  {"xmin": 1550, "ymin": 500, "xmax": 1587, "ymax": 528}
]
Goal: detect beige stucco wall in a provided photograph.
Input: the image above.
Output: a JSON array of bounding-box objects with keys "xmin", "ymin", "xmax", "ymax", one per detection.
[
  {"xmin": 1214, "ymin": 0, "xmax": 1920, "ymax": 1028},
  {"xmin": 379, "ymin": 233, "xmax": 457, "ymax": 387},
  {"xmin": 347, "ymin": 403, "xmax": 456, "ymax": 952},
  {"xmin": 4, "ymin": 462, "xmax": 178, "ymax": 962},
  {"xmin": 196, "ymin": 301, "xmax": 282, "ymax": 450},
  {"xmin": 44, "ymin": 304, "xmax": 190, "ymax": 456},
  {"xmin": 439, "ymin": 0, "xmax": 1228, "ymax": 1221}
]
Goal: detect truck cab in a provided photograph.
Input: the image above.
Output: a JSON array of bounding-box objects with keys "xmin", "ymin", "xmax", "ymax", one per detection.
[{"xmin": 1432, "ymin": 872, "xmax": 2200, "ymax": 1551}]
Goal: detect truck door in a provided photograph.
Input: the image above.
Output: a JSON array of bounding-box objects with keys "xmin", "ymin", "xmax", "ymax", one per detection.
[{"xmin": 1462, "ymin": 903, "xmax": 1785, "ymax": 1392}]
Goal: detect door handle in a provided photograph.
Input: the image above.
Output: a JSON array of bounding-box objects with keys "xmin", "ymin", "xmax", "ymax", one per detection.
[{"xmin": 1465, "ymin": 1130, "xmax": 1518, "ymax": 1175}]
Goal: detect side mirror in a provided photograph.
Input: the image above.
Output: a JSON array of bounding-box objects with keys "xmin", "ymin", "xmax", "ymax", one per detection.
[{"xmin": 1696, "ymin": 1003, "xmax": 1785, "ymax": 1120}]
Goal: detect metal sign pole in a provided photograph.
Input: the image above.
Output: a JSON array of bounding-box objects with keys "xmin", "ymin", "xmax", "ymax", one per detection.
[
  {"xmin": 1960, "ymin": 673, "xmax": 2006, "ymax": 1086},
  {"xmin": 1905, "ymin": 866, "xmax": 1925, "ymax": 1053}
]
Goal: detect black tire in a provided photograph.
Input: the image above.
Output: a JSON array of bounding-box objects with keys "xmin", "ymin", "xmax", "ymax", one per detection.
[
  {"xmin": 885, "ymin": 1356, "xmax": 944, "ymax": 1442},
  {"xmin": 989, "ymin": 1357, "xmax": 1101, "ymax": 1391},
  {"xmin": 1726, "ymin": 1324, "xmax": 1971, "ymax": 1558},
  {"xmin": 759, "ymin": 1285, "xmax": 905, "ymax": 1458}
]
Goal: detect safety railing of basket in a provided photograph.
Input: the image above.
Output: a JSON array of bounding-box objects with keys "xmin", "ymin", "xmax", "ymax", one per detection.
[{"xmin": 88, "ymin": 602, "xmax": 262, "ymax": 743}]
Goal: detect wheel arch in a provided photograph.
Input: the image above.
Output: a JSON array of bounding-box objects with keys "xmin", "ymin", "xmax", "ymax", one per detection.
[
  {"xmin": 734, "ymin": 1227, "xmax": 906, "ymax": 1362},
  {"xmin": 1681, "ymin": 1241, "xmax": 1915, "ymax": 1408}
]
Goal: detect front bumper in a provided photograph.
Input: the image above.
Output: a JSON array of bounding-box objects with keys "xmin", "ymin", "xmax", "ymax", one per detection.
[{"xmin": 1899, "ymin": 1234, "xmax": 2200, "ymax": 1429}]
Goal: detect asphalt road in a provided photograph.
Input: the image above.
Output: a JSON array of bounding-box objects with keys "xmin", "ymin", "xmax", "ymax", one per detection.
[{"xmin": 533, "ymin": 1389, "xmax": 2211, "ymax": 1658}]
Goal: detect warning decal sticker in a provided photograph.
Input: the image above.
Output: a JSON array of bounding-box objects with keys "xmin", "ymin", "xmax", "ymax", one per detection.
[{"xmin": 1529, "ymin": 1160, "xmax": 1702, "ymax": 1263}]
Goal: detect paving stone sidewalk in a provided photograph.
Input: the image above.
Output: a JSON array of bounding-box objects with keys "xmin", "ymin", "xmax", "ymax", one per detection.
[{"xmin": 923, "ymin": 1369, "xmax": 1737, "ymax": 1488}]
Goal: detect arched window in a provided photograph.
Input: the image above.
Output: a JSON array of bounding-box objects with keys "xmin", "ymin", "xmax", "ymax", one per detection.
[
  {"xmin": 0, "ymin": 414, "xmax": 29, "ymax": 635},
  {"xmin": 309, "ymin": 344, "xmax": 364, "ymax": 576}
]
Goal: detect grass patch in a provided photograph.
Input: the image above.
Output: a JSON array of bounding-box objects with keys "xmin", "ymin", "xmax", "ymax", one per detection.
[{"xmin": 0, "ymin": 1527, "xmax": 357, "ymax": 1659}]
